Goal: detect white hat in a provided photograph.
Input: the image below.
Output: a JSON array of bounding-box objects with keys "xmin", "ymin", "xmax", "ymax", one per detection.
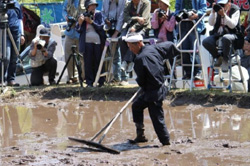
[
  {"xmin": 217, "ymin": 0, "xmax": 229, "ymax": 4},
  {"xmin": 123, "ymin": 32, "xmax": 143, "ymax": 43},
  {"xmin": 160, "ymin": 0, "xmax": 170, "ymax": 7}
]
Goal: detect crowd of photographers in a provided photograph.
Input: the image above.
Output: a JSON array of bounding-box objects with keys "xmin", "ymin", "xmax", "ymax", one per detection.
[{"xmin": 2, "ymin": 0, "xmax": 250, "ymax": 91}]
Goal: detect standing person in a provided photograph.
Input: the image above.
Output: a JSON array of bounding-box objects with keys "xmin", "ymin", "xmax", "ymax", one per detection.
[
  {"xmin": 0, "ymin": 0, "xmax": 25, "ymax": 86},
  {"xmin": 124, "ymin": 32, "xmax": 180, "ymax": 145},
  {"xmin": 241, "ymin": 36, "xmax": 250, "ymax": 92},
  {"xmin": 151, "ymin": 0, "xmax": 176, "ymax": 42},
  {"xmin": 76, "ymin": 0, "xmax": 106, "ymax": 87},
  {"xmin": 118, "ymin": 0, "xmax": 151, "ymax": 85},
  {"xmin": 102, "ymin": 0, "xmax": 127, "ymax": 84},
  {"xmin": 29, "ymin": 28, "xmax": 57, "ymax": 86},
  {"xmin": 62, "ymin": 0, "xmax": 85, "ymax": 84},
  {"xmin": 202, "ymin": 0, "xmax": 241, "ymax": 72},
  {"xmin": 175, "ymin": 0, "xmax": 207, "ymax": 79}
]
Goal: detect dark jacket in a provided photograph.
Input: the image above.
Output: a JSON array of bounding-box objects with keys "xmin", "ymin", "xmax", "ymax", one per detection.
[
  {"xmin": 134, "ymin": 41, "xmax": 179, "ymax": 102},
  {"xmin": 210, "ymin": 4, "xmax": 243, "ymax": 49},
  {"xmin": 211, "ymin": 4, "xmax": 240, "ymax": 35},
  {"xmin": 76, "ymin": 10, "xmax": 106, "ymax": 53},
  {"xmin": 7, "ymin": 0, "xmax": 23, "ymax": 36},
  {"xmin": 241, "ymin": 55, "xmax": 250, "ymax": 75}
]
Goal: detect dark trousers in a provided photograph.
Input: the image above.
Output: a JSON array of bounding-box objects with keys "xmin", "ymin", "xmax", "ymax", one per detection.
[
  {"xmin": 0, "ymin": 34, "xmax": 20, "ymax": 82},
  {"xmin": 31, "ymin": 58, "xmax": 57, "ymax": 86},
  {"xmin": 202, "ymin": 34, "xmax": 236, "ymax": 61},
  {"xmin": 84, "ymin": 43, "xmax": 104, "ymax": 86},
  {"xmin": 132, "ymin": 94, "xmax": 170, "ymax": 144},
  {"xmin": 180, "ymin": 21, "xmax": 199, "ymax": 76}
]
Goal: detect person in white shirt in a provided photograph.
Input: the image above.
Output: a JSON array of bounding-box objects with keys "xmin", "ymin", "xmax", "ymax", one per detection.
[{"xmin": 202, "ymin": 0, "xmax": 242, "ymax": 72}]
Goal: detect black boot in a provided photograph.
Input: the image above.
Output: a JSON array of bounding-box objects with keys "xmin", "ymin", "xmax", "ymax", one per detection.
[{"xmin": 132, "ymin": 123, "xmax": 148, "ymax": 143}]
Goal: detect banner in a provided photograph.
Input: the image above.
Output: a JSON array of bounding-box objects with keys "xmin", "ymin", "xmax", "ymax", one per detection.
[
  {"xmin": 22, "ymin": 6, "xmax": 40, "ymax": 34},
  {"xmin": 39, "ymin": 2, "xmax": 64, "ymax": 27},
  {"xmin": 206, "ymin": 0, "xmax": 250, "ymax": 11}
]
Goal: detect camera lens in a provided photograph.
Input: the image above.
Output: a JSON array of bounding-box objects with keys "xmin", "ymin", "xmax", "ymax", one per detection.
[{"xmin": 37, "ymin": 44, "xmax": 42, "ymax": 50}]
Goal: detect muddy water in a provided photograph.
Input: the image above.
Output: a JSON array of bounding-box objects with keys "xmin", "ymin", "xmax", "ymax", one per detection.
[{"xmin": 0, "ymin": 100, "xmax": 250, "ymax": 165}]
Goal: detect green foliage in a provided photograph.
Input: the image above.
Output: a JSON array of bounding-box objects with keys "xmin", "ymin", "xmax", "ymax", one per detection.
[{"xmin": 170, "ymin": 0, "xmax": 176, "ymax": 11}]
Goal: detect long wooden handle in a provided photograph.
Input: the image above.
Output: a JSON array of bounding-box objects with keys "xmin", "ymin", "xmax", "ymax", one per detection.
[{"xmin": 98, "ymin": 88, "xmax": 141, "ymax": 143}]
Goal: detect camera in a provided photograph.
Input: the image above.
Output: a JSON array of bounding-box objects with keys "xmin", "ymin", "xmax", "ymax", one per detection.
[
  {"xmin": 66, "ymin": 16, "xmax": 76, "ymax": 31},
  {"xmin": 175, "ymin": 9, "xmax": 197, "ymax": 22},
  {"xmin": 109, "ymin": 18, "xmax": 117, "ymax": 30},
  {"xmin": 213, "ymin": 4, "xmax": 224, "ymax": 12},
  {"xmin": 104, "ymin": 18, "xmax": 117, "ymax": 31},
  {"xmin": 0, "ymin": 0, "xmax": 15, "ymax": 13},
  {"xmin": 37, "ymin": 39, "xmax": 46, "ymax": 50},
  {"xmin": 83, "ymin": 11, "xmax": 93, "ymax": 19},
  {"xmin": 158, "ymin": 9, "xmax": 167, "ymax": 18}
]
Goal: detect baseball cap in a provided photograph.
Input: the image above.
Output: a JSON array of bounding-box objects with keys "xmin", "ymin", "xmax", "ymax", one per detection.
[
  {"xmin": 123, "ymin": 32, "xmax": 143, "ymax": 43},
  {"xmin": 39, "ymin": 28, "xmax": 50, "ymax": 37}
]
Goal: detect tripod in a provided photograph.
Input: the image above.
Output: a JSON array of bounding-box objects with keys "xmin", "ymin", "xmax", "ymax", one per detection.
[
  {"xmin": 0, "ymin": 8, "xmax": 30, "ymax": 93},
  {"xmin": 57, "ymin": 45, "xmax": 83, "ymax": 87}
]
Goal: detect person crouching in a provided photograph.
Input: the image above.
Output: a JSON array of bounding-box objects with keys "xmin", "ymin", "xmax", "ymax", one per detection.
[{"xmin": 29, "ymin": 28, "xmax": 57, "ymax": 86}]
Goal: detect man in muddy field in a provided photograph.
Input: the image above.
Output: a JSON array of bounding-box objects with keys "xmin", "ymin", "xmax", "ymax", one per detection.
[{"xmin": 124, "ymin": 32, "xmax": 180, "ymax": 145}]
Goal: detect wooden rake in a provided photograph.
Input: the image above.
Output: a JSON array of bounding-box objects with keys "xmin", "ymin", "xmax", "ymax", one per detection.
[{"xmin": 69, "ymin": 88, "xmax": 141, "ymax": 154}]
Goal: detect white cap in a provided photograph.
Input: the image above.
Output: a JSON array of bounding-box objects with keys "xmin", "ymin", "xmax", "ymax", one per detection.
[{"xmin": 123, "ymin": 32, "xmax": 143, "ymax": 43}]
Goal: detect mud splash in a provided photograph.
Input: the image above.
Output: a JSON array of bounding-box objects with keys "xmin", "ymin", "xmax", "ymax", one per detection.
[{"xmin": 0, "ymin": 99, "xmax": 250, "ymax": 165}]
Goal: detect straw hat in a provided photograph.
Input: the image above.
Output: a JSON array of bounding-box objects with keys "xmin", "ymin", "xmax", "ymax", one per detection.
[{"xmin": 160, "ymin": 0, "xmax": 170, "ymax": 7}]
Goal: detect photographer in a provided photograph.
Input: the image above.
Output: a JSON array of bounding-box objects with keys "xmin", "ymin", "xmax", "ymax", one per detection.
[
  {"xmin": 29, "ymin": 28, "xmax": 57, "ymax": 86},
  {"xmin": 76, "ymin": 0, "xmax": 106, "ymax": 87},
  {"xmin": 101, "ymin": 0, "xmax": 127, "ymax": 84},
  {"xmin": 241, "ymin": 36, "xmax": 250, "ymax": 92},
  {"xmin": 62, "ymin": 0, "xmax": 85, "ymax": 84},
  {"xmin": 118, "ymin": 0, "xmax": 151, "ymax": 85},
  {"xmin": 202, "ymin": 0, "xmax": 241, "ymax": 72},
  {"xmin": 175, "ymin": 0, "xmax": 207, "ymax": 79},
  {"xmin": 151, "ymin": 0, "xmax": 176, "ymax": 42},
  {"xmin": 0, "ymin": 0, "xmax": 25, "ymax": 86}
]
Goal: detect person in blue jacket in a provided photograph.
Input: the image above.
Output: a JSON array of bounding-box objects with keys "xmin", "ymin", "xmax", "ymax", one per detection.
[
  {"xmin": 175, "ymin": 0, "xmax": 207, "ymax": 79},
  {"xmin": 76, "ymin": 0, "xmax": 106, "ymax": 87},
  {"xmin": 0, "ymin": 0, "xmax": 25, "ymax": 86},
  {"xmin": 124, "ymin": 32, "xmax": 180, "ymax": 145}
]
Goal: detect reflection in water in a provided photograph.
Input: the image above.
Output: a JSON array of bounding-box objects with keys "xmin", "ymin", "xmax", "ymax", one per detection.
[
  {"xmin": 203, "ymin": 112, "xmax": 211, "ymax": 129},
  {"xmin": 0, "ymin": 102, "xmax": 250, "ymax": 159},
  {"xmin": 16, "ymin": 106, "xmax": 33, "ymax": 134},
  {"xmin": 230, "ymin": 114, "xmax": 241, "ymax": 131}
]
